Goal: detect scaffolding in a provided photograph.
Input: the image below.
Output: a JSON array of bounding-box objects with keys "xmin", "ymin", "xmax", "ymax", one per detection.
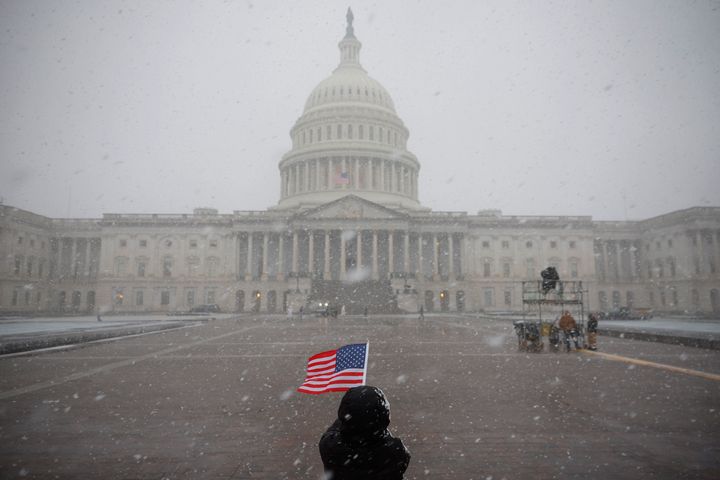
[{"xmin": 515, "ymin": 280, "xmax": 589, "ymax": 352}]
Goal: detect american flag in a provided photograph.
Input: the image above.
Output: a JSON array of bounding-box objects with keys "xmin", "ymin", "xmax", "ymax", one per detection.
[
  {"xmin": 297, "ymin": 343, "xmax": 368, "ymax": 394},
  {"xmin": 335, "ymin": 171, "xmax": 350, "ymax": 185}
]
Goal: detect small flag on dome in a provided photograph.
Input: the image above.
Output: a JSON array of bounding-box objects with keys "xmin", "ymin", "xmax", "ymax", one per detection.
[{"xmin": 335, "ymin": 171, "xmax": 350, "ymax": 185}]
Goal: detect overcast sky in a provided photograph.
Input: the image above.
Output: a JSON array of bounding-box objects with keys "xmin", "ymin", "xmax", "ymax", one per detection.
[{"xmin": 1, "ymin": 0, "xmax": 719, "ymax": 221}]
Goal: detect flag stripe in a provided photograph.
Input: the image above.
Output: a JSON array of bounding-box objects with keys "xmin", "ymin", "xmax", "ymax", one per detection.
[{"xmin": 297, "ymin": 343, "xmax": 367, "ymax": 395}]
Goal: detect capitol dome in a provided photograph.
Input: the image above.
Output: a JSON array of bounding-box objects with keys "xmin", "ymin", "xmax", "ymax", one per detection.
[{"xmin": 276, "ymin": 8, "xmax": 424, "ymax": 212}]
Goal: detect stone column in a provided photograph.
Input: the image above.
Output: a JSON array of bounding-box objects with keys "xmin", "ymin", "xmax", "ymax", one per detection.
[
  {"xmin": 342, "ymin": 157, "xmax": 347, "ymax": 189},
  {"xmin": 389, "ymin": 162, "xmax": 395, "ymax": 193},
  {"xmin": 324, "ymin": 231, "xmax": 331, "ymax": 280},
  {"xmin": 380, "ymin": 160, "xmax": 385, "ymax": 191},
  {"xmin": 293, "ymin": 164, "xmax": 300, "ymax": 194},
  {"xmin": 387, "ymin": 231, "xmax": 393, "ymax": 277},
  {"xmin": 246, "ymin": 233, "xmax": 253, "ymax": 281},
  {"xmin": 404, "ymin": 232, "xmax": 410, "ymax": 273},
  {"xmin": 448, "ymin": 234, "xmax": 454, "ymax": 276},
  {"xmin": 433, "ymin": 234, "xmax": 439, "ymax": 279},
  {"xmin": 277, "ymin": 234, "xmax": 284, "ymax": 281},
  {"xmin": 357, "ymin": 230, "xmax": 363, "ymax": 270},
  {"xmin": 340, "ymin": 232, "xmax": 346, "ymax": 278},
  {"xmin": 308, "ymin": 231, "xmax": 315, "ymax": 276},
  {"xmin": 417, "ymin": 233, "xmax": 423, "ymax": 277},
  {"xmin": 354, "ymin": 158, "xmax": 360, "ymax": 189},
  {"xmin": 368, "ymin": 159, "xmax": 374, "ymax": 190},
  {"xmin": 261, "ymin": 233, "xmax": 268, "ymax": 280},
  {"xmin": 315, "ymin": 159, "xmax": 321, "ymax": 191},
  {"xmin": 305, "ymin": 161, "xmax": 310, "ymax": 192},
  {"xmin": 373, "ymin": 231, "xmax": 379, "ymax": 280},
  {"xmin": 292, "ymin": 231, "xmax": 299, "ymax": 273},
  {"xmin": 327, "ymin": 158, "xmax": 333, "ymax": 189}
]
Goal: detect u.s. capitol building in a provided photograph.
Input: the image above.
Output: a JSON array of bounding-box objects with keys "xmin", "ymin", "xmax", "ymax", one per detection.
[{"xmin": 2, "ymin": 11, "xmax": 719, "ymax": 316}]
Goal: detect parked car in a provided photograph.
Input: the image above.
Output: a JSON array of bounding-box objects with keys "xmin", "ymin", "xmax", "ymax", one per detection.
[
  {"xmin": 190, "ymin": 304, "xmax": 221, "ymax": 313},
  {"xmin": 600, "ymin": 307, "xmax": 653, "ymax": 320}
]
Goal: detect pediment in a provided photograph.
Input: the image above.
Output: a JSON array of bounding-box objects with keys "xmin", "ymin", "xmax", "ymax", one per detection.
[{"xmin": 297, "ymin": 195, "xmax": 408, "ymax": 220}]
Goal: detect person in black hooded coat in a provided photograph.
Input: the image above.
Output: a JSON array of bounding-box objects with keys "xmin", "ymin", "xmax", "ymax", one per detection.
[{"xmin": 319, "ymin": 386, "xmax": 411, "ymax": 479}]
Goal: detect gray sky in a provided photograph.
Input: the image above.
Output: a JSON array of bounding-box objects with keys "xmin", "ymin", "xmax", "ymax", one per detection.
[{"xmin": 1, "ymin": 0, "xmax": 719, "ymax": 221}]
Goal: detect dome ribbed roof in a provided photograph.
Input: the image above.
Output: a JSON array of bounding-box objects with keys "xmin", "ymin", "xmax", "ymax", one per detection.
[{"xmin": 303, "ymin": 70, "xmax": 396, "ymax": 113}]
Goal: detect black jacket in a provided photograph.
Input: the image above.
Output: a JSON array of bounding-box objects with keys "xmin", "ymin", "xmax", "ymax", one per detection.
[{"xmin": 319, "ymin": 386, "xmax": 411, "ymax": 479}]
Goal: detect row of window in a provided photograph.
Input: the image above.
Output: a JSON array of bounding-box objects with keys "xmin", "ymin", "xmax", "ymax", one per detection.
[
  {"xmin": 481, "ymin": 240, "xmax": 577, "ymax": 249},
  {"xmin": 309, "ymin": 84, "xmax": 390, "ymax": 106},
  {"xmin": 295, "ymin": 123, "xmax": 402, "ymax": 148},
  {"xmin": 118, "ymin": 238, "xmax": 219, "ymax": 249},
  {"xmin": 114, "ymin": 256, "xmax": 221, "ymax": 278},
  {"xmin": 482, "ymin": 258, "xmax": 581, "ymax": 278},
  {"xmin": 13, "ymin": 255, "xmax": 46, "ymax": 277},
  {"xmin": 647, "ymin": 256, "xmax": 717, "ymax": 278},
  {"xmin": 14, "ymin": 236, "xmax": 46, "ymax": 249}
]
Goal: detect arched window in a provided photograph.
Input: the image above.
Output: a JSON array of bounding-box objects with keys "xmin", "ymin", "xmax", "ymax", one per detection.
[
  {"xmin": 337, "ymin": 124, "xmax": 342, "ymax": 139},
  {"xmin": 347, "ymin": 124, "xmax": 353, "ymax": 139},
  {"xmin": 359, "ymin": 125, "xmax": 364, "ymax": 139},
  {"xmin": 327, "ymin": 125, "xmax": 332, "ymax": 140},
  {"xmin": 317, "ymin": 127, "xmax": 322, "ymax": 141},
  {"xmin": 379, "ymin": 128, "xmax": 384, "ymax": 142}
]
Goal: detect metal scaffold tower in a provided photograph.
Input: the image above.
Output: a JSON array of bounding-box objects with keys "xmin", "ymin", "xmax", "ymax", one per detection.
[{"xmin": 515, "ymin": 280, "xmax": 589, "ymax": 352}]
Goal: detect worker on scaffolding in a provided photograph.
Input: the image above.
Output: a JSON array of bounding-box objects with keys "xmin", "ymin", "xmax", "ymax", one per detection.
[{"xmin": 559, "ymin": 311, "xmax": 580, "ymax": 351}]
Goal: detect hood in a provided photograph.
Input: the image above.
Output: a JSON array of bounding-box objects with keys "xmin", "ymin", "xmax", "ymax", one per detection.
[{"xmin": 337, "ymin": 386, "xmax": 391, "ymax": 438}]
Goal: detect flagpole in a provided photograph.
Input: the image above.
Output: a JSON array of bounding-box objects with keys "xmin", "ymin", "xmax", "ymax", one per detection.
[{"xmin": 363, "ymin": 341, "xmax": 370, "ymax": 385}]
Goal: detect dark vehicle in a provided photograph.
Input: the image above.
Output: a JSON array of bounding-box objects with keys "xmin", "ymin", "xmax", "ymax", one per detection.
[
  {"xmin": 600, "ymin": 307, "xmax": 653, "ymax": 320},
  {"xmin": 312, "ymin": 302, "xmax": 339, "ymax": 317},
  {"xmin": 190, "ymin": 304, "xmax": 221, "ymax": 313}
]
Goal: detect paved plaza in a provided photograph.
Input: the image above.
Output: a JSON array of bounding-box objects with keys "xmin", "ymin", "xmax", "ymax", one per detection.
[{"xmin": 0, "ymin": 314, "xmax": 719, "ymax": 479}]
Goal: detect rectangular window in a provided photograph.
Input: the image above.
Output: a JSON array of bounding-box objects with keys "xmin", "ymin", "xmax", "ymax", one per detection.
[
  {"xmin": 186, "ymin": 290, "xmax": 195, "ymax": 307},
  {"xmin": 139, "ymin": 239, "xmax": 147, "ymax": 248},
  {"xmin": 14, "ymin": 256, "xmax": 21, "ymax": 275},
  {"xmin": 17, "ymin": 237, "xmax": 23, "ymax": 245},
  {"xmin": 550, "ymin": 241, "xmax": 557, "ymax": 249},
  {"xmin": 483, "ymin": 262, "xmax": 491, "ymax": 277},
  {"xmin": 570, "ymin": 261, "xmax": 578, "ymax": 278},
  {"xmin": 209, "ymin": 240, "xmax": 218, "ymax": 248},
  {"xmin": 163, "ymin": 259, "xmax": 172, "ymax": 277},
  {"xmin": 30, "ymin": 239, "xmax": 35, "ymax": 247},
  {"xmin": 501, "ymin": 240, "xmax": 509, "ymax": 249},
  {"xmin": 12, "ymin": 289, "xmax": 19, "ymax": 306},
  {"xmin": 504, "ymin": 290, "xmax": 512, "ymax": 306},
  {"xmin": 138, "ymin": 262, "xmax": 146, "ymax": 277},
  {"xmin": 27, "ymin": 259, "xmax": 33, "ymax": 276},
  {"xmin": 136, "ymin": 291, "xmax": 144, "ymax": 306},
  {"xmin": 483, "ymin": 288, "xmax": 494, "ymax": 307},
  {"xmin": 502, "ymin": 262, "xmax": 511, "ymax": 278},
  {"xmin": 482, "ymin": 241, "xmax": 490, "ymax": 248},
  {"xmin": 207, "ymin": 291, "xmax": 216, "ymax": 304},
  {"xmin": 161, "ymin": 291, "xmax": 170, "ymax": 305},
  {"xmin": 189, "ymin": 240, "xmax": 198, "ymax": 248},
  {"xmin": 120, "ymin": 239, "xmax": 127, "ymax": 247},
  {"xmin": 569, "ymin": 241, "xmax": 576, "ymax": 249}
]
